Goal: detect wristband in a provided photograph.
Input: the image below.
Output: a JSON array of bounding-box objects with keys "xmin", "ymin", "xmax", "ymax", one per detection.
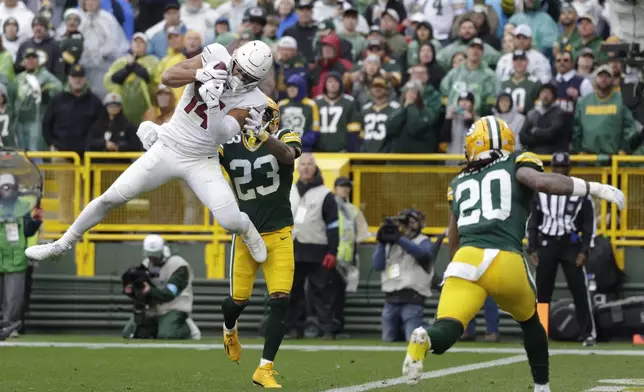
[{"xmin": 571, "ymin": 176, "xmax": 589, "ymax": 196}]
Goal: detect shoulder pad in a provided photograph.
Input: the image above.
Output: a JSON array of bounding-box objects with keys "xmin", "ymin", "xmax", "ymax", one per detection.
[
  {"xmin": 313, "ymin": 95, "xmax": 324, "ymax": 101},
  {"xmin": 516, "ymin": 151, "xmax": 544, "ymax": 170},
  {"xmin": 278, "ymin": 99, "xmax": 290, "ymax": 107}
]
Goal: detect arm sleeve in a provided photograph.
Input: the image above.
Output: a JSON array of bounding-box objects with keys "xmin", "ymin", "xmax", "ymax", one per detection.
[
  {"xmin": 527, "ymin": 194, "xmax": 542, "ymax": 252},
  {"xmin": 145, "ymin": 266, "xmax": 190, "ymax": 303},
  {"xmin": 578, "ymin": 196, "xmax": 596, "ymax": 254},
  {"xmin": 322, "ymin": 192, "xmax": 339, "ymax": 256},
  {"xmin": 109, "ymin": 65, "xmax": 132, "ymax": 85},
  {"xmin": 396, "ymin": 237, "xmax": 433, "ymax": 272},
  {"xmin": 206, "ymin": 113, "xmax": 241, "ymax": 145},
  {"xmin": 131, "ymin": 62, "xmax": 151, "ymax": 83},
  {"xmin": 23, "ymin": 213, "xmax": 42, "ymax": 237},
  {"xmin": 372, "ymin": 242, "xmax": 387, "ymax": 271}
]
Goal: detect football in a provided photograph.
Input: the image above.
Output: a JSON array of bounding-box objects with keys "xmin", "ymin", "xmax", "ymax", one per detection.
[{"xmin": 194, "ymin": 62, "xmax": 227, "ymax": 101}]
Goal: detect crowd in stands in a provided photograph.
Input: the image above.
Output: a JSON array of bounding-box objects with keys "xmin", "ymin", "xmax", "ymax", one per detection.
[{"xmin": 1, "ymin": 0, "xmax": 643, "ymax": 157}]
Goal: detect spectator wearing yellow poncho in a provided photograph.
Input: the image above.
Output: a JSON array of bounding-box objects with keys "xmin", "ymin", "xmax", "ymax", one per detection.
[{"xmin": 104, "ymin": 33, "xmax": 159, "ymax": 125}]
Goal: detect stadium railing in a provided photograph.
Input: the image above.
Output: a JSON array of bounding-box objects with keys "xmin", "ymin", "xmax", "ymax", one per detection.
[{"xmin": 31, "ymin": 152, "xmax": 627, "ymax": 276}]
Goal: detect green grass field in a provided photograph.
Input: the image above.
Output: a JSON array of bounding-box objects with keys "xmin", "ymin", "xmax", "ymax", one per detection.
[{"xmin": 1, "ymin": 336, "xmax": 643, "ymax": 392}]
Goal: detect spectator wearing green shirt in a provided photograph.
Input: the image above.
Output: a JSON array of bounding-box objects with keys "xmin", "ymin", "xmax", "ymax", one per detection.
[
  {"xmin": 573, "ymin": 14, "xmax": 606, "ymax": 61},
  {"xmin": 437, "ymin": 18, "xmax": 501, "ymax": 71},
  {"xmin": 553, "ymin": 2, "xmax": 580, "ymax": 57},
  {"xmin": 572, "ymin": 65, "xmax": 640, "ymax": 155},
  {"xmin": 440, "ymin": 38, "xmax": 498, "ymax": 116}
]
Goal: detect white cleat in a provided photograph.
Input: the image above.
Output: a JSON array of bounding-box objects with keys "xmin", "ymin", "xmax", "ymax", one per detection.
[
  {"xmin": 402, "ymin": 327, "xmax": 430, "ymax": 385},
  {"xmin": 25, "ymin": 242, "xmax": 70, "ymax": 261},
  {"xmin": 241, "ymin": 225, "xmax": 267, "ymax": 263},
  {"xmin": 534, "ymin": 383, "xmax": 551, "ymax": 392}
]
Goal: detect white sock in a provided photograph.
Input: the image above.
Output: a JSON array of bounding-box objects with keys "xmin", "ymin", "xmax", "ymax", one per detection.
[
  {"xmin": 57, "ymin": 230, "xmax": 81, "ymax": 248},
  {"xmin": 223, "ymin": 322, "xmax": 236, "ymax": 334},
  {"xmin": 260, "ymin": 358, "xmax": 273, "ymax": 367}
]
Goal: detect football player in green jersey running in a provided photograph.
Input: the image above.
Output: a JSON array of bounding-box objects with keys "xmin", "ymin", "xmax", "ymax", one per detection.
[
  {"xmin": 402, "ymin": 116, "xmax": 625, "ymax": 392},
  {"xmin": 219, "ymin": 97, "xmax": 302, "ymax": 389}
]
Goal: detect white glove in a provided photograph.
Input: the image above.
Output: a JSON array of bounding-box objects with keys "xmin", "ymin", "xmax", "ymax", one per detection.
[
  {"xmin": 195, "ymin": 63, "xmax": 228, "ymax": 84},
  {"xmin": 136, "ymin": 121, "xmax": 159, "ymax": 150},
  {"xmin": 589, "ymin": 182, "xmax": 625, "ymax": 210},
  {"xmin": 242, "ymin": 107, "xmax": 266, "ymax": 143},
  {"xmin": 199, "ymin": 79, "xmax": 225, "ymax": 109}
]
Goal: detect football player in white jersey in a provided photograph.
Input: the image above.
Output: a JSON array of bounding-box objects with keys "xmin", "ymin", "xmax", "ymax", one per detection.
[{"xmin": 26, "ymin": 40, "xmax": 274, "ymax": 264}]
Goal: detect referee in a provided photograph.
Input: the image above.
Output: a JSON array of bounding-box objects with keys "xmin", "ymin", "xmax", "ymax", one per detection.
[{"xmin": 527, "ymin": 152, "xmax": 597, "ymax": 347}]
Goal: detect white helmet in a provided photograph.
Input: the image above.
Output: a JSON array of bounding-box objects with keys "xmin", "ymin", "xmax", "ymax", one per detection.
[
  {"xmin": 143, "ymin": 234, "xmax": 170, "ymax": 261},
  {"xmin": 229, "ymin": 40, "xmax": 273, "ymax": 93}
]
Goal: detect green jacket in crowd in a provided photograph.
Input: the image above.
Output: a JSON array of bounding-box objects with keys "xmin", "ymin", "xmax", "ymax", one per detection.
[
  {"xmin": 406, "ymin": 38, "xmax": 442, "ymax": 68},
  {"xmin": 384, "ymin": 103, "xmax": 439, "ymax": 154},
  {"xmin": 440, "ymin": 63, "xmax": 499, "ymax": 116},
  {"xmin": 59, "ymin": 31, "xmax": 84, "ymax": 77},
  {"xmin": 14, "ymin": 67, "xmax": 63, "ymax": 123},
  {"xmin": 0, "ymin": 200, "xmax": 42, "ymax": 274},
  {"xmin": 437, "ymin": 39, "xmax": 501, "ymax": 70},
  {"xmin": 339, "ymin": 31, "xmax": 368, "ymax": 63},
  {"xmin": 0, "ymin": 51, "xmax": 15, "ymax": 84},
  {"xmin": 104, "ymin": 54, "xmax": 159, "ymax": 125},
  {"xmin": 572, "ymin": 90, "xmax": 639, "ymax": 155},
  {"xmin": 383, "ymin": 31, "xmax": 407, "ymax": 60},
  {"xmin": 572, "ymin": 35, "xmax": 607, "ymax": 62}
]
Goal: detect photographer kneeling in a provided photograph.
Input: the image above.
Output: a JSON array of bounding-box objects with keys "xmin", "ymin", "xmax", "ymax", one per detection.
[
  {"xmin": 372, "ymin": 209, "xmax": 445, "ymax": 342},
  {"xmin": 122, "ymin": 234, "xmax": 200, "ymax": 340}
]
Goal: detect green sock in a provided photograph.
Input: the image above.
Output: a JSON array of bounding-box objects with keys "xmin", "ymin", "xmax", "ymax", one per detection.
[
  {"xmin": 519, "ymin": 312, "xmax": 549, "ymax": 385},
  {"xmin": 221, "ymin": 296, "xmax": 246, "ymax": 330},
  {"xmin": 262, "ymin": 297, "xmax": 289, "ymax": 361},
  {"xmin": 427, "ymin": 319, "xmax": 464, "ymax": 354}
]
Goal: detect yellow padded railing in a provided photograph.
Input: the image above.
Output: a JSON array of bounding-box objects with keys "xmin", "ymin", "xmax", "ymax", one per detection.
[{"xmin": 28, "ymin": 152, "xmax": 635, "ymax": 276}]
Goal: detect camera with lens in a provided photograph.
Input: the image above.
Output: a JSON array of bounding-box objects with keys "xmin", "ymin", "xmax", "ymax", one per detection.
[
  {"xmin": 121, "ymin": 264, "xmax": 153, "ymax": 292},
  {"xmin": 377, "ymin": 216, "xmax": 403, "ymax": 244}
]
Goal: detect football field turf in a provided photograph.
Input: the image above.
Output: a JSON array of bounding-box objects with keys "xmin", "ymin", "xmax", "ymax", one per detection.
[{"xmin": 1, "ymin": 336, "xmax": 643, "ymax": 392}]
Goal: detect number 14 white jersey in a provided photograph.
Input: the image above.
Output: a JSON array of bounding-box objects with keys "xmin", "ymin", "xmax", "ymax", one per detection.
[{"xmin": 158, "ymin": 43, "xmax": 267, "ymax": 156}]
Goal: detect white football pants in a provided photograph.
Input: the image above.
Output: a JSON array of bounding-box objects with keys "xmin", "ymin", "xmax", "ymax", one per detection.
[{"xmin": 67, "ymin": 142, "xmax": 250, "ymax": 236}]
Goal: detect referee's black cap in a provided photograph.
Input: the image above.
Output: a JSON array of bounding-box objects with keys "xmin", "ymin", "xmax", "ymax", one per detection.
[{"xmin": 552, "ymin": 152, "xmax": 571, "ymax": 167}]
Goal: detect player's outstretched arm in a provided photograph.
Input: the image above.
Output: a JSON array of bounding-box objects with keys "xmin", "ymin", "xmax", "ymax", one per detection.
[
  {"xmin": 263, "ymin": 136, "xmax": 299, "ymax": 164},
  {"xmin": 161, "ymin": 56, "xmax": 202, "ymax": 88},
  {"xmin": 516, "ymin": 166, "xmax": 625, "ymax": 210}
]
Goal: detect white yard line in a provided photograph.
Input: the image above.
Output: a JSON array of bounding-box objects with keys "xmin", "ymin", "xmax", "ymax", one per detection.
[
  {"xmin": 320, "ymin": 355, "xmax": 528, "ymax": 392},
  {"xmin": 1, "ymin": 342, "xmax": 643, "ymax": 357}
]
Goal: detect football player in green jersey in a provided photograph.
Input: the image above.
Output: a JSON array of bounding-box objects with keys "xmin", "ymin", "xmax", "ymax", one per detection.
[
  {"xmin": 402, "ymin": 116, "xmax": 625, "ymax": 392},
  {"xmin": 219, "ymin": 97, "xmax": 302, "ymax": 389},
  {"xmin": 500, "ymin": 50, "xmax": 541, "ymax": 114}
]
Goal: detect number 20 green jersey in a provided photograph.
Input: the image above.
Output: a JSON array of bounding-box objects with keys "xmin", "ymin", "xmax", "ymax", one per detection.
[
  {"xmin": 219, "ymin": 129, "xmax": 302, "ymax": 233},
  {"xmin": 447, "ymin": 151, "xmax": 544, "ymax": 253}
]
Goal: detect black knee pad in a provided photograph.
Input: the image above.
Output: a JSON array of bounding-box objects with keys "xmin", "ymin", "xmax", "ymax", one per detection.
[{"xmin": 269, "ymin": 296, "xmax": 289, "ymax": 317}]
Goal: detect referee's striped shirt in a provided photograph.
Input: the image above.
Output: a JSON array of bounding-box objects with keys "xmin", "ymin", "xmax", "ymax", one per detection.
[{"xmin": 527, "ymin": 193, "xmax": 596, "ymax": 250}]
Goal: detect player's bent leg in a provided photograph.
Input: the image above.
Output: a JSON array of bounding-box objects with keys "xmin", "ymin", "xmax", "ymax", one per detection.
[
  {"xmin": 26, "ymin": 144, "xmax": 174, "ymax": 261},
  {"xmin": 222, "ymin": 296, "xmax": 246, "ymax": 362},
  {"xmin": 403, "ymin": 277, "xmax": 486, "ymax": 384},
  {"xmin": 185, "ymin": 162, "xmax": 267, "ymax": 262}
]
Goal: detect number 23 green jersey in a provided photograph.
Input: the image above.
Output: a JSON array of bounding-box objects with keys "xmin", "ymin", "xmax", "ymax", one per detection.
[
  {"xmin": 447, "ymin": 151, "xmax": 544, "ymax": 253},
  {"xmin": 219, "ymin": 129, "xmax": 302, "ymax": 233}
]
